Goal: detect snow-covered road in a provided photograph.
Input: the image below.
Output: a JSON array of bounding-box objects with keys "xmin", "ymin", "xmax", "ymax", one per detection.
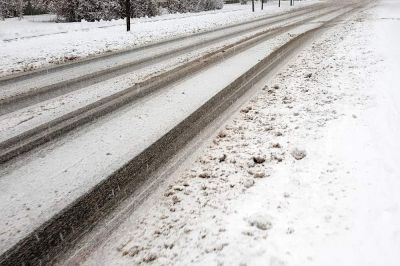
[
  {"xmin": 0, "ymin": 8, "xmax": 350, "ymax": 258},
  {"xmin": 78, "ymin": 1, "xmax": 400, "ymax": 265},
  {"xmin": 1, "ymin": 0, "xmax": 398, "ymax": 264},
  {"xmin": 0, "ymin": 1, "xmax": 318, "ymax": 77},
  {"xmin": 0, "ymin": 5, "xmax": 333, "ymax": 140}
]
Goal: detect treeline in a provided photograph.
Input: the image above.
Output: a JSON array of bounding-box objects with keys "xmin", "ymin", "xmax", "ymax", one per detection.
[{"xmin": 0, "ymin": 0, "xmax": 224, "ymax": 21}]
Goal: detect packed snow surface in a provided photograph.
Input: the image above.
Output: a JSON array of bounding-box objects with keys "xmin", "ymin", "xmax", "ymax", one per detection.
[
  {"xmin": 0, "ymin": 6, "xmax": 340, "ymax": 143},
  {"xmin": 0, "ymin": 16, "xmax": 328, "ymax": 254},
  {"xmin": 80, "ymin": 1, "xmax": 400, "ymax": 265},
  {"xmin": 0, "ymin": 1, "xmax": 317, "ymax": 77}
]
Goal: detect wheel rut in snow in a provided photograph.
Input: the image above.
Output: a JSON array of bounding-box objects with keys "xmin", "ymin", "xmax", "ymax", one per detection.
[
  {"xmin": 0, "ymin": 4, "xmax": 329, "ymax": 114},
  {"xmin": 0, "ymin": 6, "xmax": 348, "ymax": 165}
]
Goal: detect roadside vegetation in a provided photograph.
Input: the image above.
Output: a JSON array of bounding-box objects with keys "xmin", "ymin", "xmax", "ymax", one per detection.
[{"xmin": 0, "ymin": 0, "xmax": 224, "ymax": 21}]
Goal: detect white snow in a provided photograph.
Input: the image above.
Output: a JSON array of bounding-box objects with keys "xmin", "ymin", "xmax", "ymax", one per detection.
[
  {"xmin": 0, "ymin": 5, "xmax": 339, "ymax": 143},
  {"xmin": 0, "ymin": 1, "xmax": 318, "ymax": 77},
  {"xmin": 0, "ymin": 17, "xmax": 325, "ymax": 255},
  {"xmin": 78, "ymin": 1, "xmax": 400, "ymax": 265}
]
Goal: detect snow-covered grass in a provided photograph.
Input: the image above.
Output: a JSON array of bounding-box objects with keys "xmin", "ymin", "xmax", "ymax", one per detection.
[
  {"xmin": 80, "ymin": 1, "xmax": 400, "ymax": 265},
  {"xmin": 0, "ymin": 0, "xmax": 317, "ymax": 77}
]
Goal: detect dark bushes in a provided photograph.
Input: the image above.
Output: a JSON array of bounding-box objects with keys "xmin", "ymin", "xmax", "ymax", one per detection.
[
  {"xmin": 165, "ymin": 0, "xmax": 223, "ymax": 13},
  {"xmin": 1, "ymin": 0, "xmax": 223, "ymax": 22}
]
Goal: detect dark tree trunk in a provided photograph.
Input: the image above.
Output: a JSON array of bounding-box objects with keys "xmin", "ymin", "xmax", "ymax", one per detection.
[{"xmin": 126, "ymin": 0, "xmax": 131, "ymax": 31}]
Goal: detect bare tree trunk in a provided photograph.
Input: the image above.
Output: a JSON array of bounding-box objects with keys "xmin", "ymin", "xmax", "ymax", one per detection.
[{"xmin": 126, "ymin": 0, "xmax": 131, "ymax": 31}]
